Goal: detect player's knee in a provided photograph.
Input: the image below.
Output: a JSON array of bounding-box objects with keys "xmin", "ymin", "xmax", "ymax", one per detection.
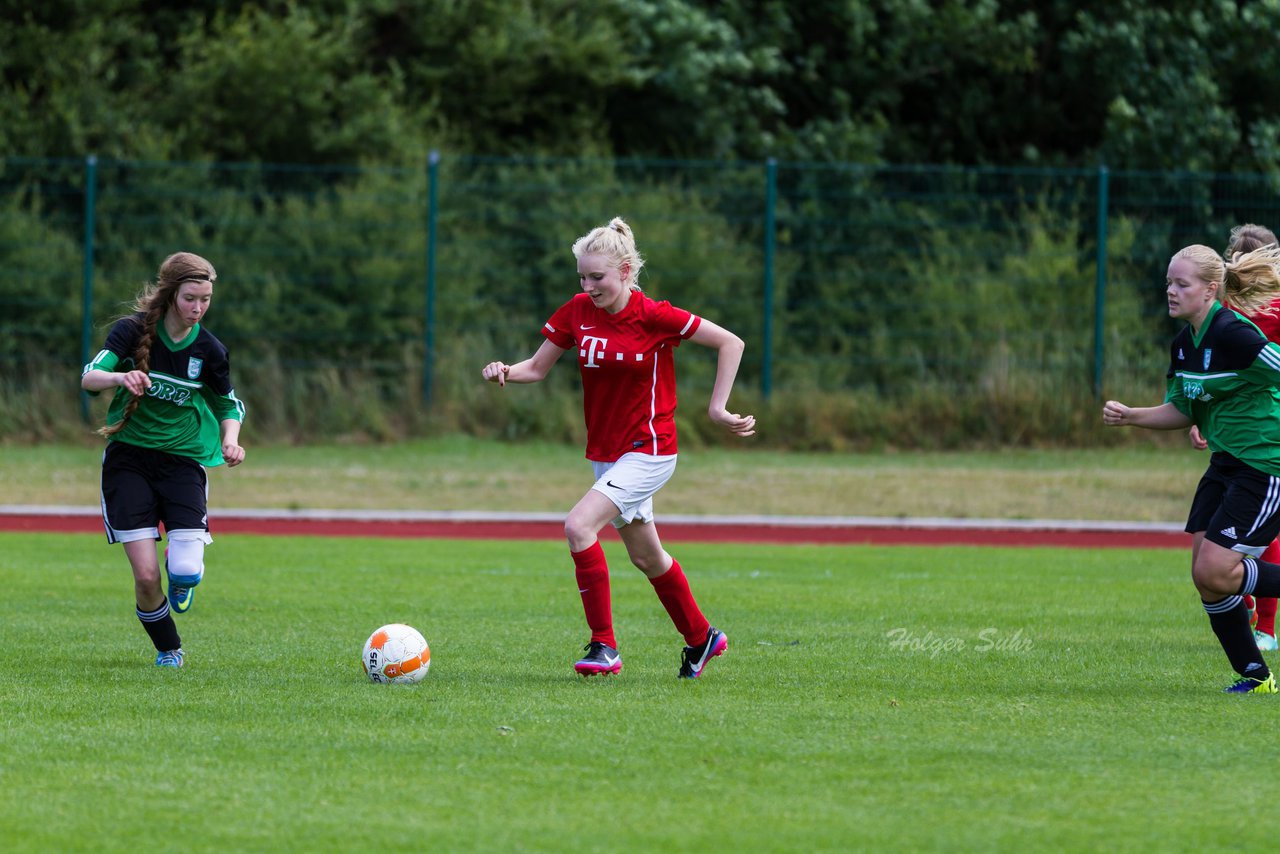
[
  {"xmin": 629, "ymin": 552, "xmax": 664, "ymax": 575},
  {"xmin": 166, "ymin": 529, "xmax": 209, "ymax": 587},
  {"xmin": 1191, "ymin": 556, "xmax": 1241, "ymax": 597},
  {"xmin": 133, "ymin": 566, "xmax": 162, "ymax": 593},
  {"xmin": 564, "ymin": 517, "xmax": 596, "ymax": 551}
]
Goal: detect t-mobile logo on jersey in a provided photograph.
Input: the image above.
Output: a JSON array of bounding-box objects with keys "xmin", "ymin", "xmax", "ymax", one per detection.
[{"xmin": 580, "ymin": 335, "xmax": 609, "ymax": 368}]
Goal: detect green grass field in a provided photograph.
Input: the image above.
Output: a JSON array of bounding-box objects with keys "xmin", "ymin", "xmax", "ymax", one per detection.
[{"xmin": 0, "ymin": 530, "xmax": 1268, "ymax": 852}]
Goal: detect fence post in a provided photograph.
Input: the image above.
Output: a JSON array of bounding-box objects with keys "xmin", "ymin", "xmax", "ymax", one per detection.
[
  {"xmin": 762, "ymin": 157, "xmax": 777, "ymax": 400},
  {"xmin": 1093, "ymin": 165, "xmax": 1109, "ymax": 399},
  {"xmin": 80, "ymin": 154, "xmax": 98, "ymax": 423},
  {"xmin": 423, "ymin": 150, "xmax": 440, "ymax": 406}
]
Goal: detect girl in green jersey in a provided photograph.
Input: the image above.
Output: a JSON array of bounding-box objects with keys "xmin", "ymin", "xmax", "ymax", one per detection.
[
  {"xmin": 1104, "ymin": 243, "xmax": 1280, "ymax": 693},
  {"xmin": 82, "ymin": 252, "xmax": 246, "ymax": 668}
]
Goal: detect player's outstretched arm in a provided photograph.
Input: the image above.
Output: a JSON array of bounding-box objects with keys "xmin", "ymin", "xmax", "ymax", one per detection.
[
  {"xmin": 689, "ymin": 318, "xmax": 756, "ymax": 437},
  {"xmin": 82, "ymin": 368, "xmax": 150, "ymax": 396},
  {"xmin": 482, "ymin": 340, "xmax": 567, "ymax": 387},
  {"xmin": 1102, "ymin": 400, "xmax": 1192, "ymax": 430}
]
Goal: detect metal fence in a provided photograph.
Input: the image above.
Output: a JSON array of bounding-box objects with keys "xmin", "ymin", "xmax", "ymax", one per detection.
[{"xmin": 5, "ymin": 153, "xmax": 1280, "ymax": 424}]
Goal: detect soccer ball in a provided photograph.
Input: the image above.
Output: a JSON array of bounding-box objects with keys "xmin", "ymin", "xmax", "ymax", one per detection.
[{"xmin": 362, "ymin": 623, "xmax": 430, "ymax": 684}]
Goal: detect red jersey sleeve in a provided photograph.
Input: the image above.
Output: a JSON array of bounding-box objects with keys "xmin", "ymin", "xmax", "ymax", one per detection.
[
  {"xmin": 647, "ymin": 299, "xmax": 701, "ymax": 342},
  {"xmin": 542, "ymin": 299, "xmax": 580, "ymax": 349}
]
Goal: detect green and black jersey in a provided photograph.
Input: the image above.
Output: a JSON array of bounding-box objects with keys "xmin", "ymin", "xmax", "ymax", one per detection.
[
  {"xmin": 83, "ymin": 314, "xmax": 246, "ymax": 466},
  {"xmin": 1166, "ymin": 302, "xmax": 1280, "ymax": 477}
]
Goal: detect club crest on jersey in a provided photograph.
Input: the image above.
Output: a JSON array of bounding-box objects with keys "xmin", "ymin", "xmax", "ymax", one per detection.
[
  {"xmin": 1183, "ymin": 379, "xmax": 1211, "ymax": 402},
  {"xmin": 1203, "ymin": 348, "xmax": 1212, "ymax": 370},
  {"xmin": 186, "ymin": 357, "xmax": 203, "ymax": 379}
]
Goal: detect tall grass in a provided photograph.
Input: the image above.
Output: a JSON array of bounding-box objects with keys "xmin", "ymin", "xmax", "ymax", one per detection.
[{"xmin": 55, "ymin": 363, "xmax": 1150, "ymax": 450}]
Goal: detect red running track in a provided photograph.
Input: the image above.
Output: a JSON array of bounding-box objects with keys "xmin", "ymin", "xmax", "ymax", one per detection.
[{"xmin": 0, "ymin": 510, "xmax": 1189, "ymax": 548}]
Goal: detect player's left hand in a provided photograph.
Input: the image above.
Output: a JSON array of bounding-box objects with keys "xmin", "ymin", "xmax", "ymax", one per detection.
[
  {"xmin": 710, "ymin": 408, "xmax": 756, "ymax": 437},
  {"xmin": 223, "ymin": 442, "xmax": 246, "ymax": 467}
]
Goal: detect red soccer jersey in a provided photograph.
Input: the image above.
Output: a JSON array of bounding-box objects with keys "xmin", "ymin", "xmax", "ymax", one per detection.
[
  {"xmin": 542, "ymin": 290, "xmax": 702, "ymax": 462},
  {"xmin": 1246, "ymin": 297, "xmax": 1280, "ymax": 344}
]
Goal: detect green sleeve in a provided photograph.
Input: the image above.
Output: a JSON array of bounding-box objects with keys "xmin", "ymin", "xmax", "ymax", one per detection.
[
  {"xmin": 203, "ymin": 388, "xmax": 246, "ymax": 424},
  {"xmin": 80, "ymin": 348, "xmax": 121, "ymax": 397},
  {"xmin": 1239, "ymin": 342, "xmax": 1280, "ymax": 389},
  {"xmin": 1164, "ymin": 375, "xmax": 1191, "ymax": 418}
]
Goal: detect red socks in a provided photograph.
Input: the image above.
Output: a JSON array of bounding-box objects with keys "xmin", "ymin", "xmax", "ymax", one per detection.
[
  {"xmin": 1260, "ymin": 541, "xmax": 1280, "ymax": 637},
  {"xmin": 1258, "ymin": 596, "xmax": 1278, "ymax": 636},
  {"xmin": 572, "ymin": 548, "xmax": 710, "ymax": 649},
  {"xmin": 572, "ymin": 542, "xmax": 615, "ymax": 648},
  {"xmin": 649, "ymin": 559, "xmax": 710, "ymax": 647}
]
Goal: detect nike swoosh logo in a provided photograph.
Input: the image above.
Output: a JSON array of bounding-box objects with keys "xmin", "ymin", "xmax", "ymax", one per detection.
[
  {"xmin": 580, "ymin": 324, "xmax": 595, "ymax": 330},
  {"xmin": 605, "ymin": 480, "xmax": 621, "ymax": 489},
  {"xmin": 601, "ymin": 653, "xmax": 619, "ymax": 666}
]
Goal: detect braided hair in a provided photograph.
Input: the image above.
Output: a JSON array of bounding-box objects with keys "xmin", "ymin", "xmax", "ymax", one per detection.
[{"xmin": 98, "ymin": 252, "xmax": 216, "ymax": 437}]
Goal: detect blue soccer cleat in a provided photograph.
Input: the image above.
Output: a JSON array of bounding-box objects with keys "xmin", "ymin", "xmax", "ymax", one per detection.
[
  {"xmin": 1224, "ymin": 672, "xmax": 1277, "ymax": 694},
  {"xmin": 155, "ymin": 649, "xmax": 184, "ymax": 668},
  {"xmin": 168, "ymin": 582, "xmax": 195, "ymax": 614},
  {"xmin": 165, "ymin": 546, "xmax": 197, "ymax": 614}
]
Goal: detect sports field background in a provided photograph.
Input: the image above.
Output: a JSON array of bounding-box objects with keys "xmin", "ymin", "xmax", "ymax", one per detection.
[
  {"xmin": 0, "ymin": 531, "xmax": 1263, "ymax": 852},
  {"xmin": 0, "ymin": 439, "xmax": 1263, "ymax": 852}
]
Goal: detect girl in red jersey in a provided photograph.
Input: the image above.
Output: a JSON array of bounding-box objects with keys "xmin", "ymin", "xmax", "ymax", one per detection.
[
  {"xmin": 1189, "ymin": 224, "xmax": 1280, "ymax": 650},
  {"xmin": 482, "ymin": 217, "xmax": 756, "ymax": 678}
]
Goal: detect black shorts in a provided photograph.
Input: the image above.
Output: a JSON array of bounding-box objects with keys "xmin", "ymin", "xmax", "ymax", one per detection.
[
  {"xmin": 100, "ymin": 441, "xmax": 209, "ymax": 544},
  {"xmin": 1186, "ymin": 452, "xmax": 1280, "ymax": 555}
]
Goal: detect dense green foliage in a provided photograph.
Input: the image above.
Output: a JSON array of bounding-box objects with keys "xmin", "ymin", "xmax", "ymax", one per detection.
[
  {"xmin": 8, "ymin": 153, "xmax": 1280, "ymax": 448},
  {"xmin": 2, "ymin": 154, "xmax": 1202, "ymax": 448},
  {"xmin": 5, "ymin": 0, "xmax": 1280, "ymax": 173},
  {"xmin": 6, "ymin": 3, "xmax": 1280, "ymax": 447}
]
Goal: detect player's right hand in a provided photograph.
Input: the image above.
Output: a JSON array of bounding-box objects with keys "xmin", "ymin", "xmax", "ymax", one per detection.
[
  {"xmin": 482, "ymin": 362, "xmax": 510, "ymax": 387},
  {"xmin": 119, "ymin": 369, "xmax": 152, "ymax": 397},
  {"xmin": 1188, "ymin": 425, "xmax": 1208, "ymax": 450},
  {"xmin": 710, "ymin": 407, "xmax": 756, "ymax": 437},
  {"xmin": 1101, "ymin": 400, "xmax": 1130, "ymax": 426}
]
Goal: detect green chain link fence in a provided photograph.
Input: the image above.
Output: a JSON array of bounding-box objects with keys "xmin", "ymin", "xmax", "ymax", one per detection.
[{"xmin": 4, "ymin": 154, "xmax": 1280, "ymax": 444}]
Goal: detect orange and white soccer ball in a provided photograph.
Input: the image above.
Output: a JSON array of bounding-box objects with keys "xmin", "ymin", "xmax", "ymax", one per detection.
[{"xmin": 362, "ymin": 623, "xmax": 430, "ymax": 684}]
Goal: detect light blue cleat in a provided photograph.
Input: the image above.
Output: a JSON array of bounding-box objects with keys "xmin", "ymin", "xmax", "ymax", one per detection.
[{"xmin": 155, "ymin": 649, "xmax": 184, "ymax": 668}]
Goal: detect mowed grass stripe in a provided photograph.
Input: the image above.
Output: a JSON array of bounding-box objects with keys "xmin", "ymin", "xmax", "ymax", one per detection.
[{"xmin": 0, "ymin": 532, "xmax": 1266, "ymax": 852}]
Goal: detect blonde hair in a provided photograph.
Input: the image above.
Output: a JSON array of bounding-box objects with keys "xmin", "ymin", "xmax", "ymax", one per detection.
[
  {"xmin": 571, "ymin": 217, "xmax": 645, "ymax": 290},
  {"xmin": 1173, "ymin": 243, "xmax": 1280, "ymax": 316},
  {"xmin": 98, "ymin": 252, "xmax": 217, "ymax": 438}
]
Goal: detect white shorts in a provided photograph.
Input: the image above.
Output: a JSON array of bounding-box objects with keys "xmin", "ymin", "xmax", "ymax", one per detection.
[{"xmin": 590, "ymin": 452, "xmax": 677, "ymax": 529}]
